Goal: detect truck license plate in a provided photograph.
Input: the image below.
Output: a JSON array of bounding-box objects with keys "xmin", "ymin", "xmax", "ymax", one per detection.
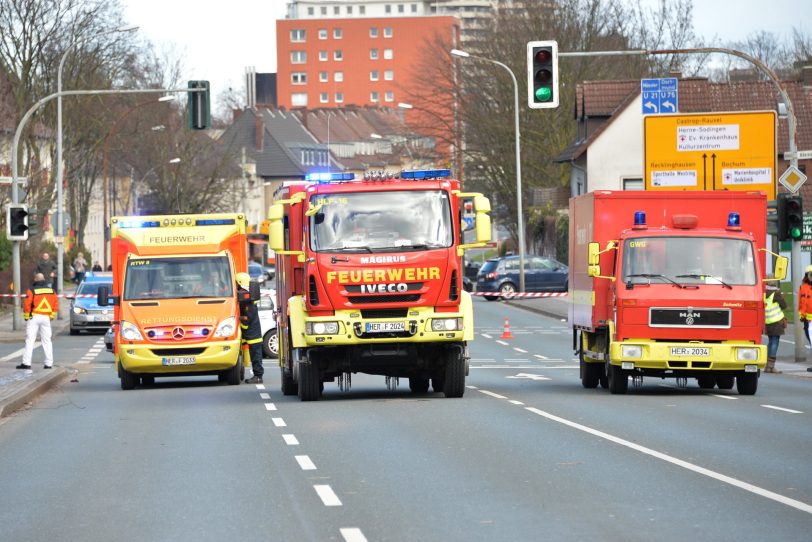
[
  {"xmin": 162, "ymin": 356, "xmax": 197, "ymax": 366},
  {"xmin": 670, "ymin": 347, "xmax": 710, "ymax": 357},
  {"xmin": 365, "ymin": 322, "xmax": 405, "ymax": 333}
]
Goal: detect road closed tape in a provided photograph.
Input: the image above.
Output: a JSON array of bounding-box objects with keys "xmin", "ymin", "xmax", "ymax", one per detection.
[{"xmin": 470, "ymin": 291, "xmax": 567, "ymax": 299}]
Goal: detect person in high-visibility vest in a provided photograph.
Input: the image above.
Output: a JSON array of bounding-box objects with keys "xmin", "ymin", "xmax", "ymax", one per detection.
[
  {"xmin": 236, "ymin": 272, "xmax": 264, "ymax": 384},
  {"xmin": 764, "ymin": 274, "xmax": 787, "ymax": 374},
  {"xmin": 797, "ymin": 265, "xmax": 812, "ymax": 350},
  {"xmin": 17, "ymin": 273, "xmax": 59, "ymax": 370}
]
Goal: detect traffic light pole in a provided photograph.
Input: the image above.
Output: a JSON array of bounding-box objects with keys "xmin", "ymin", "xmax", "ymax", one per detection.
[{"xmin": 10, "ymin": 86, "xmax": 202, "ymax": 330}]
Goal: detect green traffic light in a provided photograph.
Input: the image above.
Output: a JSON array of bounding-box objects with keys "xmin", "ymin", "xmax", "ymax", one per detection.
[
  {"xmin": 790, "ymin": 226, "xmax": 803, "ymax": 240},
  {"xmin": 535, "ymin": 87, "xmax": 552, "ymax": 102}
]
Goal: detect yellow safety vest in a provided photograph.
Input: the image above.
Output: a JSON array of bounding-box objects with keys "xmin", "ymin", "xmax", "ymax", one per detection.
[{"xmin": 764, "ymin": 292, "xmax": 784, "ymax": 325}]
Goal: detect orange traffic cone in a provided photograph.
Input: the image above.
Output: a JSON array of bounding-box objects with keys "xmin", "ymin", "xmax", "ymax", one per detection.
[{"xmin": 500, "ymin": 317, "xmax": 513, "ymax": 339}]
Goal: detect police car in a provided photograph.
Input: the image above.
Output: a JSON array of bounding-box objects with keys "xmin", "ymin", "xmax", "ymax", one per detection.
[{"xmin": 70, "ymin": 272, "xmax": 114, "ymax": 335}]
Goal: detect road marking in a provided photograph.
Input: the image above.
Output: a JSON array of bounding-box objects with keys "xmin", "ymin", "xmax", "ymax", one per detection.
[
  {"xmin": 524, "ymin": 406, "xmax": 812, "ymax": 515},
  {"xmin": 504, "ymin": 359, "xmax": 530, "ymax": 362},
  {"xmin": 478, "ymin": 390, "xmax": 507, "ymax": 399},
  {"xmin": 272, "ymin": 417, "xmax": 287, "ymax": 427},
  {"xmin": 255, "ymin": 384, "xmax": 265, "ymax": 390},
  {"xmin": 470, "ymin": 358, "xmax": 495, "ymax": 362},
  {"xmin": 507, "ymin": 373, "xmax": 550, "ymax": 381},
  {"xmin": 340, "ymin": 528, "xmax": 368, "ymax": 542},
  {"xmin": 264, "ymin": 403, "xmax": 277, "ymax": 411},
  {"xmin": 496, "ymin": 340, "xmax": 509, "ymax": 346},
  {"xmin": 534, "ymin": 354, "xmax": 549, "ymax": 360},
  {"xmin": 466, "ymin": 385, "xmax": 478, "ymax": 390},
  {"xmin": 509, "ymin": 400, "xmax": 525, "ymax": 405},
  {"xmin": 314, "ymin": 485, "xmax": 342, "ymax": 506},
  {"xmin": 471, "ymin": 366, "xmax": 543, "ymax": 369},
  {"xmin": 282, "ymin": 434, "xmax": 299, "ymax": 445},
  {"xmin": 513, "ymin": 347, "xmax": 528, "ymax": 353},
  {"xmin": 0, "ymin": 344, "xmax": 37, "ymax": 362},
  {"xmin": 295, "ymin": 455, "xmax": 317, "ymax": 470},
  {"xmin": 710, "ymin": 394, "xmax": 738, "ymax": 400},
  {"xmin": 259, "ymin": 392, "xmax": 271, "ymax": 400},
  {"xmin": 481, "ymin": 333, "xmax": 493, "ymax": 339},
  {"xmin": 761, "ymin": 404, "xmax": 803, "ymax": 414}
]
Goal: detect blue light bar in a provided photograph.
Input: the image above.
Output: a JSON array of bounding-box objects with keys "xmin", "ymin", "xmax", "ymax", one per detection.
[
  {"xmin": 118, "ymin": 220, "xmax": 161, "ymax": 229},
  {"xmin": 633, "ymin": 211, "xmax": 646, "ymax": 226},
  {"xmin": 196, "ymin": 219, "xmax": 236, "ymax": 226},
  {"xmin": 305, "ymin": 172, "xmax": 355, "ymax": 182},
  {"xmin": 727, "ymin": 212, "xmax": 741, "ymax": 227},
  {"xmin": 400, "ymin": 169, "xmax": 452, "ymax": 180}
]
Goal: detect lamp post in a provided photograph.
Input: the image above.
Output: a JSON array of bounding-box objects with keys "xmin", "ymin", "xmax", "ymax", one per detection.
[{"xmin": 450, "ymin": 48, "xmax": 525, "ymax": 292}]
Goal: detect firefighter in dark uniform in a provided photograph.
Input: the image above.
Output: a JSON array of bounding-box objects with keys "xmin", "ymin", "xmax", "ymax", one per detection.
[{"xmin": 236, "ymin": 272, "xmax": 264, "ymax": 383}]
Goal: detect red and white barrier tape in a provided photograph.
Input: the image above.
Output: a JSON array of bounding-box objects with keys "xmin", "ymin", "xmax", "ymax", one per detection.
[
  {"xmin": 0, "ymin": 293, "xmax": 96, "ymax": 298},
  {"xmin": 471, "ymin": 292, "xmax": 567, "ymax": 298}
]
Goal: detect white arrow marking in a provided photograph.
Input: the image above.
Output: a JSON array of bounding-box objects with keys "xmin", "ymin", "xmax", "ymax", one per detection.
[
  {"xmin": 506, "ymin": 373, "xmax": 550, "ymax": 381},
  {"xmin": 662, "ymin": 100, "xmax": 675, "ymax": 111}
]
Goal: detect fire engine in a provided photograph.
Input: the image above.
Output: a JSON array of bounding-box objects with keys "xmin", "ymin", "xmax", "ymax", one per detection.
[{"xmin": 267, "ymin": 169, "xmax": 491, "ymax": 400}]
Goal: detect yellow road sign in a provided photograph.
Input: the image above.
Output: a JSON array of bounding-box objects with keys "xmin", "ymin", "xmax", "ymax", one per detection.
[{"xmin": 644, "ymin": 111, "xmax": 776, "ymax": 199}]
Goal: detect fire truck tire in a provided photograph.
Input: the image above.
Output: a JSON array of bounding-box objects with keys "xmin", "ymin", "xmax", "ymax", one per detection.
[
  {"xmin": 716, "ymin": 375, "xmax": 735, "ymax": 389},
  {"xmin": 736, "ymin": 372, "xmax": 758, "ymax": 395},
  {"xmin": 281, "ymin": 366, "xmax": 298, "ymax": 396},
  {"xmin": 298, "ymin": 362, "xmax": 321, "ymax": 401},
  {"xmin": 409, "ymin": 377, "xmax": 430, "ymax": 393},
  {"xmin": 580, "ymin": 360, "xmax": 600, "ymax": 388},
  {"xmin": 226, "ymin": 360, "xmax": 241, "ymax": 385},
  {"xmin": 607, "ymin": 363, "xmax": 628, "ymax": 394},
  {"xmin": 120, "ymin": 367, "xmax": 138, "ymax": 390},
  {"xmin": 443, "ymin": 354, "xmax": 465, "ymax": 398},
  {"xmin": 696, "ymin": 376, "xmax": 716, "ymax": 389}
]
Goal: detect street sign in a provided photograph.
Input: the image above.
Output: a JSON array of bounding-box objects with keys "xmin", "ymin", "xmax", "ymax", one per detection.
[
  {"xmin": 784, "ymin": 150, "xmax": 812, "ymax": 161},
  {"xmin": 643, "ymin": 111, "xmax": 777, "ymax": 198},
  {"xmin": 779, "ymin": 165, "xmax": 807, "ymax": 193},
  {"xmin": 0, "ymin": 176, "xmax": 28, "ymax": 185},
  {"xmin": 801, "ymin": 212, "xmax": 812, "ymax": 252},
  {"xmin": 641, "ymin": 78, "xmax": 678, "ymax": 115}
]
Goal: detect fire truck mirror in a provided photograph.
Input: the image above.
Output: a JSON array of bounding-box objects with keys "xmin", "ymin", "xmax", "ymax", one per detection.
[
  {"xmin": 588, "ymin": 242, "xmax": 600, "ymax": 266},
  {"xmin": 773, "ymin": 256, "xmax": 788, "ymax": 280},
  {"xmin": 473, "ymin": 195, "xmax": 491, "ymax": 213},
  {"xmin": 587, "ymin": 264, "xmax": 600, "ymax": 278},
  {"xmin": 476, "ymin": 213, "xmax": 491, "ymax": 243},
  {"xmin": 268, "ymin": 203, "xmax": 284, "ymax": 221}
]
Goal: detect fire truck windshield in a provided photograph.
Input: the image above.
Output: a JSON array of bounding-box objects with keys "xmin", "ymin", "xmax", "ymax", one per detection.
[
  {"xmin": 310, "ymin": 190, "xmax": 453, "ymax": 252},
  {"xmin": 622, "ymin": 236, "xmax": 756, "ymax": 286},
  {"xmin": 123, "ymin": 256, "xmax": 233, "ymax": 300}
]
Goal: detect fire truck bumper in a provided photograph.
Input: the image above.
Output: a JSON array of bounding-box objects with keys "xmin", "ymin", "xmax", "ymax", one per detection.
[
  {"xmin": 608, "ymin": 339, "xmax": 766, "ymax": 371},
  {"xmin": 117, "ymin": 339, "xmax": 242, "ymax": 374}
]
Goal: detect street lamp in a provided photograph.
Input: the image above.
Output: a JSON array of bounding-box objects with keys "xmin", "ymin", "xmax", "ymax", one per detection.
[{"xmin": 450, "ymin": 48, "xmax": 526, "ymax": 292}]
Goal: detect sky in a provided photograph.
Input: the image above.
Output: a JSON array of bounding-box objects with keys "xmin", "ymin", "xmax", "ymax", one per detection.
[{"xmin": 121, "ymin": 0, "xmax": 809, "ymax": 106}]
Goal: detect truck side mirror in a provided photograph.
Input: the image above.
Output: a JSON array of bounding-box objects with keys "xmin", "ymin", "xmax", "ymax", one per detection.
[
  {"xmin": 97, "ymin": 286, "xmax": 109, "ymax": 307},
  {"xmin": 249, "ymin": 280, "xmax": 260, "ymax": 301},
  {"xmin": 588, "ymin": 242, "xmax": 600, "ymax": 266},
  {"xmin": 474, "ymin": 195, "xmax": 492, "ymax": 243},
  {"xmin": 268, "ymin": 203, "xmax": 285, "ymax": 251},
  {"xmin": 774, "ymin": 256, "xmax": 788, "ymax": 280}
]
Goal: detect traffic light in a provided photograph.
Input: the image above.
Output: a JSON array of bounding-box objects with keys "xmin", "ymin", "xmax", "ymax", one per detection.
[
  {"xmin": 777, "ymin": 193, "xmax": 804, "ymax": 241},
  {"xmin": 187, "ymin": 80, "xmax": 211, "ymax": 130},
  {"xmin": 6, "ymin": 204, "xmax": 29, "ymax": 241},
  {"xmin": 527, "ymin": 40, "xmax": 559, "ymax": 109}
]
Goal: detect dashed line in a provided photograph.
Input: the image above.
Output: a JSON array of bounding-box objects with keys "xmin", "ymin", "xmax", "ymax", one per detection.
[
  {"xmin": 509, "ymin": 400, "xmax": 524, "ymax": 405},
  {"xmin": 534, "ymin": 354, "xmax": 549, "ymax": 360},
  {"xmin": 481, "ymin": 333, "xmax": 493, "ymax": 339},
  {"xmin": 283, "ymin": 434, "xmax": 299, "ymax": 445},
  {"xmin": 272, "ymin": 417, "xmax": 287, "ymax": 427},
  {"xmin": 513, "ymin": 347, "xmax": 528, "ymax": 353},
  {"xmin": 314, "ymin": 485, "xmax": 342, "ymax": 506},
  {"xmin": 264, "ymin": 403, "xmax": 277, "ymax": 411},
  {"xmin": 259, "ymin": 392, "xmax": 271, "ymax": 400},
  {"xmin": 478, "ymin": 390, "xmax": 507, "ymax": 399},
  {"xmin": 504, "ymin": 359, "xmax": 530, "ymax": 362},
  {"xmin": 762, "ymin": 404, "xmax": 803, "ymax": 414},
  {"xmin": 711, "ymin": 394, "xmax": 738, "ymax": 400},
  {"xmin": 495, "ymin": 340, "xmax": 509, "ymax": 346},
  {"xmin": 466, "ymin": 385, "xmax": 478, "ymax": 390},
  {"xmin": 255, "ymin": 384, "xmax": 266, "ymax": 390},
  {"xmin": 295, "ymin": 455, "xmax": 317, "ymax": 470},
  {"xmin": 340, "ymin": 528, "xmax": 368, "ymax": 542}
]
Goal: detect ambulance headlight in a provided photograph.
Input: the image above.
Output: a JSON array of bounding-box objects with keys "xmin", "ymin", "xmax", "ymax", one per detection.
[
  {"xmin": 736, "ymin": 347, "xmax": 759, "ymax": 361},
  {"xmin": 306, "ymin": 321, "xmax": 339, "ymax": 335},
  {"xmin": 214, "ymin": 316, "xmax": 236, "ymax": 338},
  {"xmin": 621, "ymin": 345, "xmax": 642, "ymax": 359},
  {"xmin": 121, "ymin": 321, "xmax": 143, "ymax": 341},
  {"xmin": 431, "ymin": 318, "xmax": 462, "ymax": 331}
]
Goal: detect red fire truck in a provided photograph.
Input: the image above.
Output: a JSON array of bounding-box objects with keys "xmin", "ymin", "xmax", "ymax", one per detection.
[
  {"xmin": 267, "ymin": 170, "xmax": 491, "ymax": 400},
  {"xmin": 569, "ymin": 191, "xmax": 787, "ymax": 396}
]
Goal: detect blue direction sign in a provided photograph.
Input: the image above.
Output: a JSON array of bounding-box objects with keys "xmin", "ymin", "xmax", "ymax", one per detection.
[{"xmin": 641, "ymin": 78, "xmax": 678, "ymax": 115}]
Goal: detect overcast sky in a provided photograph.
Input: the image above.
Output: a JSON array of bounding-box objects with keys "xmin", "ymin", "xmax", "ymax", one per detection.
[{"xmin": 121, "ymin": 0, "xmax": 809, "ymax": 103}]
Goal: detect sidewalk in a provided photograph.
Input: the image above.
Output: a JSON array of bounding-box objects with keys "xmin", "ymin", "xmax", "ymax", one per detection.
[{"xmin": 503, "ymin": 295, "xmax": 812, "ymax": 377}]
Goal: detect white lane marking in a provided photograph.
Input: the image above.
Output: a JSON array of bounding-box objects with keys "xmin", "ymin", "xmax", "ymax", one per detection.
[
  {"xmin": 259, "ymin": 392, "xmax": 271, "ymax": 400},
  {"xmin": 471, "ymin": 366, "xmax": 544, "ymax": 369},
  {"xmin": 495, "ymin": 340, "xmax": 509, "ymax": 346},
  {"xmin": 504, "ymin": 359, "xmax": 530, "ymax": 362},
  {"xmin": 513, "ymin": 348, "xmax": 528, "ymax": 353},
  {"xmin": 340, "ymin": 528, "xmax": 368, "ymax": 542},
  {"xmin": 509, "ymin": 400, "xmax": 525, "ymax": 405},
  {"xmin": 272, "ymin": 417, "xmax": 287, "ymax": 427},
  {"xmin": 507, "ymin": 373, "xmax": 550, "ymax": 381},
  {"xmin": 481, "ymin": 333, "xmax": 493, "ymax": 339},
  {"xmin": 295, "ymin": 455, "xmax": 317, "ymax": 470},
  {"xmin": 534, "ymin": 354, "xmax": 549, "ymax": 360},
  {"xmin": 283, "ymin": 434, "xmax": 299, "ymax": 445},
  {"xmin": 761, "ymin": 404, "xmax": 803, "ymax": 414},
  {"xmin": 466, "ymin": 385, "xmax": 478, "ymax": 390},
  {"xmin": 314, "ymin": 485, "xmax": 342, "ymax": 506},
  {"xmin": 470, "ymin": 358, "xmax": 496, "ymax": 362},
  {"xmin": 478, "ymin": 390, "xmax": 507, "ymax": 399},
  {"xmin": 264, "ymin": 403, "xmax": 277, "ymax": 411},
  {"xmin": 0, "ymin": 344, "xmax": 38, "ymax": 361},
  {"xmin": 711, "ymin": 394, "xmax": 738, "ymax": 400},
  {"xmin": 88, "ymin": 348, "xmax": 103, "ymax": 353},
  {"xmin": 524, "ymin": 406, "xmax": 812, "ymax": 515},
  {"xmin": 255, "ymin": 384, "xmax": 265, "ymax": 390}
]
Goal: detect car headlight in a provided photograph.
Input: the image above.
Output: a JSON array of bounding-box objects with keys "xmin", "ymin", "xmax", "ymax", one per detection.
[
  {"xmin": 120, "ymin": 321, "xmax": 144, "ymax": 341},
  {"xmin": 431, "ymin": 318, "xmax": 462, "ymax": 332},
  {"xmin": 621, "ymin": 345, "xmax": 642, "ymax": 358},
  {"xmin": 305, "ymin": 321, "xmax": 339, "ymax": 335},
  {"xmin": 73, "ymin": 306, "xmax": 87, "ymax": 315},
  {"xmin": 214, "ymin": 316, "xmax": 236, "ymax": 338},
  {"xmin": 736, "ymin": 347, "xmax": 759, "ymax": 361}
]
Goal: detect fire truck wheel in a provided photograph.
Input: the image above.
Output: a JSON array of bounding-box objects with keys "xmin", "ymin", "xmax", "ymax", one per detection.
[
  {"xmin": 443, "ymin": 353, "xmax": 465, "ymax": 398},
  {"xmin": 607, "ymin": 363, "xmax": 628, "ymax": 394},
  {"xmin": 298, "ymin": 362, "xmax": 321, "ymax": 401},
  {"xmin": 409, "ymin": 377, "xmax": 430, "ymax": 393},
  {"xmin": 696, "ymin": 376, "xmax": 716, "ymax": 389},
  {"xmin": 736, "ymin": 372, "xmax": 758, "ymax": 395},
  {"xmin": 716, "ymin": 375, "xmax": 735, "ymax": 389},
  {"xmin": 120, "ymin": 367, "xmax": 138, "ymax": 390},
  {"xmin": 580, "ymin": 360, "xmax": 600, "ymax": 388},
  {"xmin": 226, "ymin": 360, "xmax": 241, "ymax": 385},
  {"xmin": 281, "ymin": 366, "xmax": 298, "ymax": 396}
]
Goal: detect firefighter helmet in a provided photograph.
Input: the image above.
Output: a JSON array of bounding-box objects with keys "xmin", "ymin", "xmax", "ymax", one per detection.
[
  {"xmin": 806, "ymin": 265, "xmax": 812, "ymax": 274},
  {"xmin": 236, "ymin": 272, "xmax": 251, "ymax": 289}
]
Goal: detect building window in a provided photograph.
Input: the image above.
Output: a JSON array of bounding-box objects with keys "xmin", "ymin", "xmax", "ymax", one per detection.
[
  {"xmin": 370, "ymin": 70, "xmax": 379, "ymax": 81},
  {"xmin": 292, "ymin": 93, "xmax": 308, "ymax": 107},
  {"xmin": 291, "ymin": 72, "xmax": 307, "ymax": 85},
  {"xmin": 291, "ymin": 51, "xmax": 307, "ymax": 64},
  {"xmin": 360, "ymin": 5, "xmax": 365, "ymax": 14},
  {"xmin": 320, "ymin": 92, "xmax": 329, "ymax": 104},
  {"xmin": 347, "ymin": 5, "xmax": 353, "ymax": 14},
  {"xmin": 384, "ymin": 27, "xmax": 393, "ymax": 38},
  {"xmin": 385, "ymin": 4, "xmax": 391, "ymax": 14},
  {"xmin": 623, "ymin": 178, "xmax": 644, "ymax": 191},
  {"xmin": 333, "ymin": 6, "xmax": 339, "ymax": 15},
  {"xmin": 370, "ymin": 91, "xmax": 379, "ymax": 102},
  {"xmin": 335, "ymin": 92, "xmax": 344, "ymax": 103},
  {"xmin": 385, "ymin": 91, "xmax": 394, "ymax": 102},
  {"xmin": 320, "ymin": 6, "xmax": 326, "ymax": 15},
  {"xmin": 334, "ymin": 50, "xmax": 343, "ymax": 61},
  {"xmin": 411, "ymin": 3, "xmax": 417, "ymax": 12},
  {"xmin": 319, "ymin": 71, "xmax": 328, "ymax": 82},
  {"xmin": 370, "ymin": 27, "xmax": 378, "ymax": 38},
  {"xmin": 398, "ymin": 4, "xmax": 404, "ymax": 13},
  {"xmin": 307, "ymin": 7, "xmax": 314, "ymax": 15},
  {"xmin": 333, "ymin": 28, "xmax": 342, "ymax": 39},
  {"xmin": 383, "ymin": 48, "xmax": 393, "ymax": 60},
  {"xmin": 334, "ymin": 71, "xmax": 344, "ymax": 82},
  {"xmin": 384, "ymin": 69, "xmax": 394, "ymax": 80},
  {"xmin": 370, "ymin": 48, "xmax": 379, "ymax": 60},
  {"xmin": 290, "ymin": 29, "xmax": 306, "ymax": 42},
  {"xmin": 318, "ymin": 28, "xmax": 327, "ymax": 40},
  {"xmin": 319, "ymin": 50, "xmax": 328, "ymax": 61}
]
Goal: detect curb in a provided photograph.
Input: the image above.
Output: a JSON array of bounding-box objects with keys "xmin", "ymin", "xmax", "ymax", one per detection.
[{"xmin": 0, "ymin": 367, "xmax": 69, "ymax": 418}]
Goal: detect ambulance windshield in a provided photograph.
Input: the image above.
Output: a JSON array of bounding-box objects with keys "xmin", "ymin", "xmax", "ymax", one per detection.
[
  {"xmin": 123, "ymin": 256, "xmax": 233, "ymax": 300},
  {"xmin": 310, "ymin": 190, "xmax": 453, "ymax": 251},
  {"xmin": 622, "ymin": 237, "xmax": 756, "ymax": 286}
]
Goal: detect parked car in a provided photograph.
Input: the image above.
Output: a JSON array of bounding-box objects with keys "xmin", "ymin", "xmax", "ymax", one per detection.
[
  {"xmin": 248, "ymin": 262, "xmax": 266, "ymax": 286},
  {"xmin": 258, "ymin": 289, "xmax": 278, "ymax": 358},
  {"xmin": 475, "ymin": 255, "xmax": 568, "ymax": 301},
  {"xmin": 104, "ymin": 326, "xmax": 114, "ymax": 352},
  {"xmin": 70, "ymin": 272, "xmax": 114, "ymax": 334}
]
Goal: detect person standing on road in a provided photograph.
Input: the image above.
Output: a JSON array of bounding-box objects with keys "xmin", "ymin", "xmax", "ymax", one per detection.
[
  {"xmin": 236, "ymin": 272, "xmax": 264, "ymax": 384},
  {"xmin": 73, "ymin": 252, "xmax": 87, "ymax": 284},
  {"xmin": 764, "ymin": 275, "xmax": 787, "ymax": 374},
  {"xmin": 797, "ymin": 265, "xmax": 812, "ymax": 349},
  {"xmin": 17, "ymin": 273, "xmax": 58, "ymax": 370},
  {"xmin": 35, "ymin": 252, "xmax": 58, "ymax": 291}
]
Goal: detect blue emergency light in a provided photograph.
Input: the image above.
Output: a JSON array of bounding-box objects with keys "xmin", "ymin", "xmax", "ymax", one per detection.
[
  {"xmin": 196, "ymin": 218, "xmax": 236, "ymax": 226},
  {"xmin": 118, "ymin": 220, "xmax": 161, "ymax": 229},
  {"xmin": 305, "ymin": 172, "xmax": 355, "ymax": 182},
  {"xmin": 633, "ymin": 211, "xmax": 646, "ymax": 226},
  {"xmin": 400, "ymin": 169, "xmax": 452, "ymax": 180},
  {"xmin": 727, "ymin": 212, "xmax": 741, "ymax": 228}
]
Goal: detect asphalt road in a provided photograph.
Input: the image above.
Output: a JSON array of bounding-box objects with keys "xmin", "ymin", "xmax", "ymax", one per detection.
[{"xmin": 0, "ymin": 300, "xmax": 810, "ymax": 541}]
